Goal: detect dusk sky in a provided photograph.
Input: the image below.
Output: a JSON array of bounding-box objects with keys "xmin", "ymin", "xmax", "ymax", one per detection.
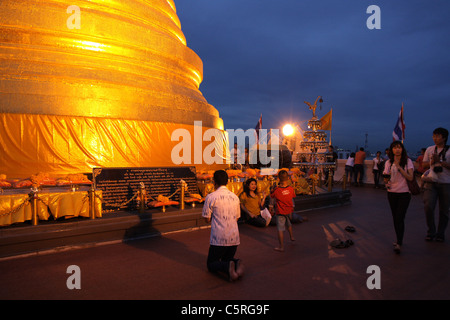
[{"xmin": 176, "ymin": 0, "xmax": 450, "ymax": 154}]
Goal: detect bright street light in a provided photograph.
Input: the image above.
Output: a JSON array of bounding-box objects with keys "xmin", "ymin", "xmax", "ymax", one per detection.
[{"xmin": 282, "ymin": 124, "xmax": 295, "ymax": 136}]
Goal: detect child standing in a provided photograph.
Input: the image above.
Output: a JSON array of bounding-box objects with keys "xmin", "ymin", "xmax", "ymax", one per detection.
[{"xmin": 271, "ymin": 170, "xmax": 296, "ymax": 252}]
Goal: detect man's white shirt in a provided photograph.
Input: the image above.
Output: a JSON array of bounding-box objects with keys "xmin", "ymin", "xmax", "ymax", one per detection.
[{"xmin": 202, "ymin": 186, "xmax": 240, "ymax": 246}]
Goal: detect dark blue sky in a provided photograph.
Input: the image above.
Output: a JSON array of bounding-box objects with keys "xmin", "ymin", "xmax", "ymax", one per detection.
[{"xmin": 175, "ymin": 0, "xmax": 450, "ymax": 154}]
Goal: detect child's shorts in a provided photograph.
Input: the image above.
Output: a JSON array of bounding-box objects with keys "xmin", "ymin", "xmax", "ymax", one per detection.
[{"xmin": 276, "ymin": 214, "xmax": 292, "ymax": 231}]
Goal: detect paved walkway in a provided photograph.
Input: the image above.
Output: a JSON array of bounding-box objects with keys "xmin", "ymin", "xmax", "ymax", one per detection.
[{"xmin": 0, "ymin": 186, "xmax": 449, "ymax": 300}]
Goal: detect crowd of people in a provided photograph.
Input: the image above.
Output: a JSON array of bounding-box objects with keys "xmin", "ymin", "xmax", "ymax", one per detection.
[
  {"xmin": 344, "ymin": 127, "xmax": 449, "ymax": 254},
  {"xmin": 201, "ymin": 127, "xmax": 449, "ymax": 281},
  {"xmin": 345, "ymin": 147, "xmax": 388, "ymax": 188}
]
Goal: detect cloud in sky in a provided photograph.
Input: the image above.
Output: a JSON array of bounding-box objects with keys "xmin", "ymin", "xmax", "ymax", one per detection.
[{"xmin": 176, "ymin": 0, "xmax": 450, "ymax": 153}]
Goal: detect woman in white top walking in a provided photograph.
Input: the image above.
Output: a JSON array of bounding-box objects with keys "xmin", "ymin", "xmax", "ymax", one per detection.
[
  {"xmin": 345, "ymin": 152, "xmax": 355, "ymax": 185},
  {"xmin": 383, "ymin": 141, "xmax": 414, "ymax": 254}
]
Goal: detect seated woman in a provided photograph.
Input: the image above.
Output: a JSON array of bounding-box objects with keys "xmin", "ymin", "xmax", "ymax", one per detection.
[{"xmin": 239, "ymin": 178, "xmax": 268, "ymax": 227}]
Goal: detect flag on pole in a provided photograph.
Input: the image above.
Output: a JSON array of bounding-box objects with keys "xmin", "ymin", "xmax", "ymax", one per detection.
[
  {"xmin": 320, "ymin": 108, "xmax": 332, "ymax": 145},
  {"xmin": 255, "ymin": 114, "xmax": 262, "ymax": 143},
  {"xmin": 320, "ymin": 108, "xmax": 332, "ymax": 131},
  {"xmin": 392, "ymin": 103, "xmax": 405, "ymax": 142}
]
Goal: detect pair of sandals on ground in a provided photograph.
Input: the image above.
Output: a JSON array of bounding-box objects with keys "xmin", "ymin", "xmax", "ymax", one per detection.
[{"xmin": 329, "ymin": 225, "xmax": 356, "ymax": 249}]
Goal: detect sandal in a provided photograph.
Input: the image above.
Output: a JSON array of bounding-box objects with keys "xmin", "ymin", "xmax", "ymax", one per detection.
[
  {"xmin": 345, "ymin": 239, "xmax": 354, "ymax": 246},
  {"xmin": 345, "ymin": 226, "xmax": 356, "ymax": 233},
  {"xmin": 330, "ymin": 238, "xmax": 354, "ymax": 249},
  {"xmin": 330, "ymin": 239, "xmax": 347, "ymax": 248}
]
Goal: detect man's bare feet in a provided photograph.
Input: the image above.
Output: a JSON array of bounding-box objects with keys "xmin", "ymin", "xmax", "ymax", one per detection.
[
  {"xmin": 274, "ymin": 247, "xmax": 284, "ymax": 252},
  {"xmin": 229, "ymin": 261, "xmax": 239, "ymax": 281},
  {"xmin": 235, "ymin": 259, "xmax": 245, "ymax": 278}
]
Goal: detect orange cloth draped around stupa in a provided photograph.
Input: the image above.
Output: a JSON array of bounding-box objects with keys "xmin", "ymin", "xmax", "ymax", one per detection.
[
  {"xmin": 0, "ymin": 113, "xmax": 229, "ymax": 179},
  {"xmin": 0, "ymin": 0, "xmax": 226, "ymax": 178}
]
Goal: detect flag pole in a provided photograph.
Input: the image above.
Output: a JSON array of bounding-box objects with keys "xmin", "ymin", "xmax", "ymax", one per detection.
[{"xmin": 401, "ymin": 102, "xmax": 404, "ymax": 144}]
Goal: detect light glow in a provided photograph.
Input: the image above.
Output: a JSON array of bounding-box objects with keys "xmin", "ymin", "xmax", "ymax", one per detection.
[
  {"xmin": 73, "ymin": 40, "xmax": 107, "ymax": 52},
  {"xmin": 282, "ymin": 124, "xmax": 295, "ymax": 136}
]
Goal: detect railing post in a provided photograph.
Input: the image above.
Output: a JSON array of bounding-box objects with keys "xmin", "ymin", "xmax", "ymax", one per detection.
[
  {"xmin": 139, "ymin": 182, "xmax": 146, "ymax": 213},
  {"xmin": 30, "ymin": 188, "xmax": 39, "ymax": 226},
  {"xmin": 328, "ymin": 170, "xmax": 333, "ymax": 192},
  {"xmin": 180, "ymin": 180, "xmax": 185, "ymax": 210},
  {"xmin": 89, "ymin": 185, "xmax": 96, "ymax": 219}
]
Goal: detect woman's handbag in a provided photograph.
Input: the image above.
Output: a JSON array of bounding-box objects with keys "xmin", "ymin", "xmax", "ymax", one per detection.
[{"xmin": 407, "ymin": 177, "xmax": 421, "ymax": 195}]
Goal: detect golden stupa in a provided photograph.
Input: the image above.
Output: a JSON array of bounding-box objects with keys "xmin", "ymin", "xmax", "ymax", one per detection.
[{"xmin": 0, "ymin": 0, "xmax": 226, "ymax": 178}]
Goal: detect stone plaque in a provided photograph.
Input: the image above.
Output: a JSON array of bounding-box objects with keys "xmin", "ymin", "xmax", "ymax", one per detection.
[{"xmin": 93, "ymin": 166, "xmax": 198, "ymax": 211}]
